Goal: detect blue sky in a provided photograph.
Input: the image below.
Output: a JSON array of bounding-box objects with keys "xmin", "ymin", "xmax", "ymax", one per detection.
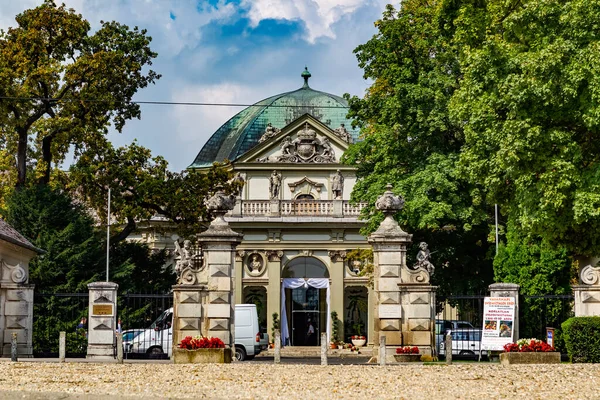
[{"xmin": 0, "ymin": 0, "xmax": 390, "ymax": 171}]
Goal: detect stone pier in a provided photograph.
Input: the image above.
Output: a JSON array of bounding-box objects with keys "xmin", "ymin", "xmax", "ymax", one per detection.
[
  {"xmin": 86, "ymin": 281, "xmax": 118, "ymax": 360},
  {"xmin": 368, "ymin": 185, "xmax": 436, "ymax": 358},
  {"xmin": 172, "ymin": 189, "xmax": 241, "ymax": 358},
  {"xmin": 574, "ymin": 264, "xmax": 600, "ymax": 317}
]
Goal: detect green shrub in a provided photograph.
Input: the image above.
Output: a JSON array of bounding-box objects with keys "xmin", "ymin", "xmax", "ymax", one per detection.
[{"xmin": 562, "ymin": 317, "xmax": 600, "ymax": 363}]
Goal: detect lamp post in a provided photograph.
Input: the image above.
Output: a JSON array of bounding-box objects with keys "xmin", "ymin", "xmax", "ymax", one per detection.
[{"xmin": 106, "ymin": 188, "xmax": 111, "ymax": 282}]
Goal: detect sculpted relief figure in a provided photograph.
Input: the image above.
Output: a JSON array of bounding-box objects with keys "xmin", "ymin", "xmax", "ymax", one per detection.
[
  {"xmin": 320, "ymin": 137, "xmax": 334, "ymax": 158},
  {"xmin": 414, "ymin": 242, "xmax": 435, "ymax": 275},
  {"xmin": 280, "ymin": 137, "xmax": 294, "ymax": 155},
  {"xmin": 269, "ymin": 170, "xmax": 282, "ymax": 199},
  {"xmin": 331, "ymin": 170, "xmax": 344, "ymax": 199},
  {"xmin": 259, "ymin": 122, "xmax": 281, "ymax": 143},
  {"xmin": 232, "ymin": 172, "xmax": 245, "ymax": 197},
  {"xmin": 174, "ymin": 239, "xmax": 193, "ymax": 278},
  {"xmin": 334, "ymin": 123, "xmax": 351, "ymax": 142}
]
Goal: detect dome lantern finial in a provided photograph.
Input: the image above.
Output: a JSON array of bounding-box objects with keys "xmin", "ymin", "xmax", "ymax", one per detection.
[{"xmin": 301, "ymin": 66, "xmax": 311, "ymax": 88}]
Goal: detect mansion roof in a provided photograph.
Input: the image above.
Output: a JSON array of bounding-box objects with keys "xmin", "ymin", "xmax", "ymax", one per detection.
[{"xmin": 189, "ymin": 68, "xmax": 359, "ymax": 168}]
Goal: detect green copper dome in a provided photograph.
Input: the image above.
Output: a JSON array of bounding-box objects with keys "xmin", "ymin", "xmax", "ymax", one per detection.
[{"xmin": 189, "ymin": 70, "xmax": 358, "ymax": 168}]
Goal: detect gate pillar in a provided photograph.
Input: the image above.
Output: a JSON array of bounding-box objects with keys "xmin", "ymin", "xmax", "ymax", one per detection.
[
  {"xmin": 172, "ymin": 189, "xmax": 242, "ymax": 355},
  {"xmin": 86, "ymin": 281, "xmax": 118, "ymax": 360},
  {"xmin": 574, "ymin": 264, "xmax": 600, "ymax": 318},
  {"xmin": 368, "ymin": 185, "xmax": 436, "ymax": 358},
  {"xmin": 489, "ymin": 283, "xmax": 520, "ymax": 341}
]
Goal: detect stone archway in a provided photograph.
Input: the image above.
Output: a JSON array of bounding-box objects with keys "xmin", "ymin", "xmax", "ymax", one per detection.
[{"xmin": 281, "ymin": 257, "xmax": 330, "ymax": 346}]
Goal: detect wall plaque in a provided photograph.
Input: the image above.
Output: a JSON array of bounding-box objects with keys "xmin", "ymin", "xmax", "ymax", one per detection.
[
  {"xmin": 378, "ymin": 304, "xmax": 401, "ymax": 318},
  {"xmin": 92, "ymin": 304, "xmax": 113, "ymax": 316}
]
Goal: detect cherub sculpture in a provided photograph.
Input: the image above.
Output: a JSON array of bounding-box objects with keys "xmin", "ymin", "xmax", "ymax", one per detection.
[{"xmin": 414, "ymin": 242, "xmax": 435, "ymax": 275}]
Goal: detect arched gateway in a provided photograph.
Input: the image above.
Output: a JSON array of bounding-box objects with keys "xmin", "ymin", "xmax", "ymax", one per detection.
[{"xmin": 281, "ymin": 257, "xmax": 330, "ymax": 346}]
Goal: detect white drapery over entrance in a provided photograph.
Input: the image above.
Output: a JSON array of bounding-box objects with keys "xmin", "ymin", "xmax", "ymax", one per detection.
[{"xmin": 280, "ymin": 278, "xmax": 330, "ymax": 346}]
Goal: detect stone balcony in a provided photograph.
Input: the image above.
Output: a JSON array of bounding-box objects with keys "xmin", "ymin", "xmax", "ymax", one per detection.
[{"xmin": 228, "ymin": 199, "xmax": 368, "ymax": 218}]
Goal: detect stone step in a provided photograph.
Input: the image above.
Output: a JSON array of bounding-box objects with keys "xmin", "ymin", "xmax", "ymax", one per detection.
[{"xmin": 263, "ymin": 346, "xmax": 372, "ymax": 358}]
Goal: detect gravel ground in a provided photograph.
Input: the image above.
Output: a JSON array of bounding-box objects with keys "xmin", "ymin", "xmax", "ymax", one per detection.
[{"xmin": 0, "ymin": 361, "xmax": 598, "ymax": 399}]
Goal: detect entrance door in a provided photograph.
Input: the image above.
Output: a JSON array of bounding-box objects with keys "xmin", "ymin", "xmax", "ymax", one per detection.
[
  {"xmin": 290, "ymin": 287, "xmax": 320, "ymax": 346},
  {"xmin": 282, "ymin": 257, "xmax": 330, "ymax": 346}
]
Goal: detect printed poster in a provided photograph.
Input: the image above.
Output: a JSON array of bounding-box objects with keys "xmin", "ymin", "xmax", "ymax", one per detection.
[{"xmin": 481, "ymin": 297, "xmax": 515, "ymax": 351}]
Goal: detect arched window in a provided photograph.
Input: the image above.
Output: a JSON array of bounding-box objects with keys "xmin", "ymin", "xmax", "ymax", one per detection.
[
  {"xmin": 282, "ymin": 257, "xmax": 329, "ymax": 278},
  {"xmin": 295, "ymin": 194, "xmax": 314, "ymax": 201}
]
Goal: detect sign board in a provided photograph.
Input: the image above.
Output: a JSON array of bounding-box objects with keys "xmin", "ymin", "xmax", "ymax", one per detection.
[
  {"xmin": 546, "ymin": 327, "xmax": 555, "ymax": 348},
  {"xmin": 481, "ymin": 297, "xmax": 515, "ymax": 351},
  {"xmin": 92, "ymin": 304, "xmax": 114, "ymax": 316}
]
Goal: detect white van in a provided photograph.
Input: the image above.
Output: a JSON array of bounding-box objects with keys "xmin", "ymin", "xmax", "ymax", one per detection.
[{"xmin": 124, "ymin": 304, "xmax": 267, "ymax": 361}]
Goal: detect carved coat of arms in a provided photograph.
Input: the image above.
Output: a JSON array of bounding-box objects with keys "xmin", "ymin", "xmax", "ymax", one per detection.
[{"xmin": 262, "ymin": 123, "xmax": 335, "ymax": 163}]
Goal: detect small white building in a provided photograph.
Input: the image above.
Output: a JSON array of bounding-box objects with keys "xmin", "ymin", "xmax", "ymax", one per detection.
[{"xmin": 0, "ymin": 218, "xmax": 42, "ymax": 356}]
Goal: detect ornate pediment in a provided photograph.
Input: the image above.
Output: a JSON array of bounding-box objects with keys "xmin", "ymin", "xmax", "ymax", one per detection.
[
  {"xmin": 237, "ymin": 114, "xmax": 349, "ymax": 165},
  {"xmin": 287, "ymin": 177, "xmax": 324, "ymax": 194}
]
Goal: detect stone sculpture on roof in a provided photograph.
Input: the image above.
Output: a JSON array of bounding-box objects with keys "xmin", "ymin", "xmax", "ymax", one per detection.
[
  {"xmin": 259, "ymin": 123, "xmax": 281, "ymax": 143},
  {"xmin": 334, "ymin": 123, "xmax": 352, "ymax": 143}
]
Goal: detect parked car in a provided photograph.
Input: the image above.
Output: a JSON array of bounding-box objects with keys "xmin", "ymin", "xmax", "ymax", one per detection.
[
  {"xmin": 438, "ymin": 328, "xmax": 488, "ymax": 359},
  {"xmin": 122, "ymin": 329, "xmax": 144, "ymax": 343},
  {"xmin": 435, "ymin": 320, "xmax": 476, "ymax": 357},
  {"xmin": 125, "ymin": 304, "xmax": 266, "ymax": 361}
]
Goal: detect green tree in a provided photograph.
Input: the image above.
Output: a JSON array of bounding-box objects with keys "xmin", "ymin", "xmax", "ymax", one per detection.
[
  {"xmin": 2, "ymin": 185, "xmax": 175, "ymax": 353},
  {"xmin": 343, "ymin": 2, "xmax": 493, "ymax": 296},
  {"xmin": 0, "ymin": 0, "xmax": 159, "ymax": 188},
  {"xmin": 494, "ymin": 224, "xmax": 575, "ymax": 337},
  {"xmin": 66, "ymin": 141, "xmax": 240, "ymax": 242},
  {"xmin": 451, "ymin": 0, "xmax": 600, "ymax": 257}
]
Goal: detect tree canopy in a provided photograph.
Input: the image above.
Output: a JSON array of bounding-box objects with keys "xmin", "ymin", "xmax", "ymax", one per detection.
[
  {"xmin": 451, "ymin": 0, "xmax": 600, "ymax": 257},
  {"xmin": 343, "ymin": 2, "xmax": 493, "ymax": 296},
  {"xmin": 66, "ymin": 141, "xmax": 240, "ymax": 243},
  {"xmin": 0, "ymin": 0, "xmax": 160, "ymax": 188},
  {"xmin": 346, "ymin": 0, "xmax": 600, "ymax": 295}
]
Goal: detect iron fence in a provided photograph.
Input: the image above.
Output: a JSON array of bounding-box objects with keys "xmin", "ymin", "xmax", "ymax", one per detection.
[
  {"xmin": 33, "ymin": 292, "xmax": 89, "ymax": 357},
  {"xmin": 436, "ymin": 294, "xmax": 575, "ymax": 359},
  {"xmin": 33, "ymin": 292, "xmax": 173, "ymax": 359}
]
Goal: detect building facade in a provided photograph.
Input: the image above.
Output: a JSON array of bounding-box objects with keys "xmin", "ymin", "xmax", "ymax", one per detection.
[{"xmin": 188, "ymin": 69, "xmax": 372, "ymax": 345}]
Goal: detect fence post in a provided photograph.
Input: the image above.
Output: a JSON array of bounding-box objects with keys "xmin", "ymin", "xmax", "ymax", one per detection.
[
  {"xmin": 321, "ymin": 333, "xmax": 328, "ymax": 366},
  {"xmin": 379, "ymin": 335, "xmax": 386, "ymax": 366},
  {"xmin": 445, "ymin": 333, "xmax": 452, "ymax": 365},
  {"xmin": 274, "ymin": 330, "xmax": 281, "ymax": 364},
  {"xmin": 59, "ymin": 331, "xmax": 66, "ymax": 362},
  {"xmin": 11, "ymin": 332, "xmax": 17, "ymax": 362},
  {"xmin": 116, "ymin": 332, "xmax": 123, "ymax": 364}
]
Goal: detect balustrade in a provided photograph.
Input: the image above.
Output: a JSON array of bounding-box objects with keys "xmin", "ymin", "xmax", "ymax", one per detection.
[{"xmin": 234, "ymin": 200, "xmax": 366, "ymax": 217}]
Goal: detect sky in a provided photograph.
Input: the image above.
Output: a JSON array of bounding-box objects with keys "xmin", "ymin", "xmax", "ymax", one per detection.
[{"xmin": 0, "ymin": 0, "xmax": 390, "ymax": 171}]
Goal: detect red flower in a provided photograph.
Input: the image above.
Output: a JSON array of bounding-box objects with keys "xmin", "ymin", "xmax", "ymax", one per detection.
[
  {"xmin": 178, "ymin": 335, "xmax": 225, "ymax": 350},
  {"xmin": 396, "ymin": 346, "xmax": 420, "ymax": 354}
]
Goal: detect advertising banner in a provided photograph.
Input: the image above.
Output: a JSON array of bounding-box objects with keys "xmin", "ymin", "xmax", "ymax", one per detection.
[{"xmin": 481, "ymin": 297, "xmax": 515, "ymax": 351}]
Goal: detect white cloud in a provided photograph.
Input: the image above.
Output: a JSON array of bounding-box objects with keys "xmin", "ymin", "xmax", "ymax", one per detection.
[{"xmin": 242, "ymin": 0, "xmax": 376, "ymax": 42}]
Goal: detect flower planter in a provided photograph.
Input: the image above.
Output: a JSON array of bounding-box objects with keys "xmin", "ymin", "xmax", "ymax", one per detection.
[
  {"xmin": 500, "ymin": 352, "xmax": 560, "ymax": 365},
  {"xmin": 351, "ymin": 338, "xmax": 366, "ymax": 347},
  {"xmin": 394, "ymin": 354, "xmax": 421, "ymax": 363},
  {"xmin": 173, "ymin": 348, "xmax": 232, "ymax": 364}
]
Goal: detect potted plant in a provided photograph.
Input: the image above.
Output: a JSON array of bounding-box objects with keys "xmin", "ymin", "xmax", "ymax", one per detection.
[
  {"xmin": 351, "ymin": 335, "xmax": 366, "ymax": 347},
  {"xmin": 330, "ymin": 311, "xmax": 340, "ymax": 349},
  {"xmin": 500, "ymin": 338, "xmax": 560, "ymax": 365},
  {"xmin": 270, "ymin": 312, "xmax": 279, "ymax": 348},
  {"xmin": 394, "ymin": 346, "xmax": 421, "ymax": 362},
  {"xmin": 173, "ymin": 335, "xmax": 232, "ymax": 364}
]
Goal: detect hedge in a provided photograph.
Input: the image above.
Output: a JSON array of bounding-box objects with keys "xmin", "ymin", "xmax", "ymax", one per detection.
[{"xmin": 561, "ymin": 317, "xmax": 600, "ymax": 363}]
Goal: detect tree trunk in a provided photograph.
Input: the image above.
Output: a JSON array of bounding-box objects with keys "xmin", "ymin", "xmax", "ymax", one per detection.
[
  {"xmin": 16, "ymin": 128, "xmax": 27, "ymax": 187},
  {"xmin": 40, "ymin": 136, "xmax": 52, "ymax": 185}
]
